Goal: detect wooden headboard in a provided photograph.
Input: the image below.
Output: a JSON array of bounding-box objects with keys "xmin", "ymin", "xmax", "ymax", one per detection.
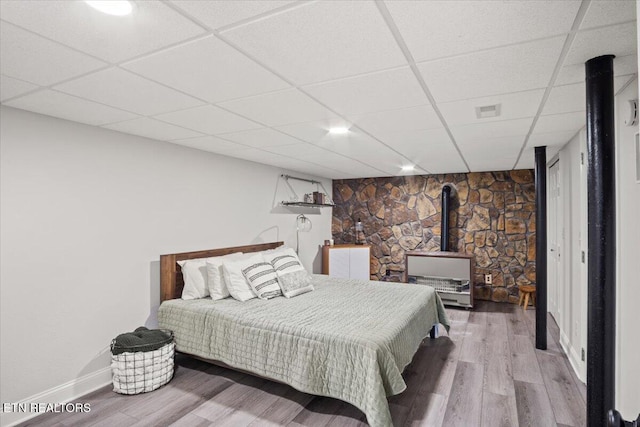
[{"xmin": 160, "ymin": 241, "xmax": 284, "ymax": 302}]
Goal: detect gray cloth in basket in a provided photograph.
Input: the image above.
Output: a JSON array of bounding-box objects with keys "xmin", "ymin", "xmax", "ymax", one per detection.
[{"xmin": 112, "ymin": 327, "xmax": 172, "ymax": 355}]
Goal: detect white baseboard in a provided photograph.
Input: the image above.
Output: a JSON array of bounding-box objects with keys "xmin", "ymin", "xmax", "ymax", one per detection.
[
  {"xmin": 1, "ymin": 367, "xmax": 112, "ymax": 427},
  {"xmin": 559, "ymin": 330, "xmax": 586, "ymax": 383}
]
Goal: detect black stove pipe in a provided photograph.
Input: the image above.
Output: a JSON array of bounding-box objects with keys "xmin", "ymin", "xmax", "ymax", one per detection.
[
  {"xmin": 441, "ymin": 185, "xmax": 451, "ymax": 251},
  {"xmin": 586, "ymin": 54, "xmax": 616, "ymax": 427},
  {"xmin": 535, "ymin": 146, "xmax": 547, "ymax": 351}
]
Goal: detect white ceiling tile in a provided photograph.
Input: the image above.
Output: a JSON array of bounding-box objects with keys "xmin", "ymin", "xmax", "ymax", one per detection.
[
  {"xmin": 103, "ymin": 117, "xmax": 203, "ymax": 141},
  {"xmin": 169, "ymin": 135, "xmax": 248, "ymax": 154},
  {"xmin": 543, "ymin": 83, "xmax": 585, "ymax": 116},
  {"xmin": 219, "ymin": 128, "xmax": 303, "ymax": 148},
  {"xmin": 543, "ymin": 77, "xmax": 629, "ymax": 116},
  {"xmin": 516, "ymin": 149, "xmax": 535, "ymax": 169},
  {"xmin": 0, "ymin": 22, "xmax": 106, "ymax": 86},
  {"xmin": 416, "ymin": 148, "xmax": 467, "ymax": 175},
  {"xmin": 386, "ymin": 0, "xmax": 580, "ymax": 62},
  {"xmin": 264, "ymin": 142, "xmax": 384, "ymax": 178},
  {"xmin": 418, "ymin": 37, "xmax": 565, "ymax": 102},
  {"xmin": 168, "ymin": 0, "xmax": 295, "ymax": 30},
  {"xmin": 54, "ymin": 68, "xmax": 203, "ymax": 116},
  {"xmin": 516, "ymin": 146, "xmax": 561, "ymax": 169},
  {"xmin": 350, "ymin": 105, "xmax": 443, "ymax": 138},
  {"xmin": 458, "ymin": 135, "xmax": 524, "ymax": 172},
  {"xmin": 0, "ymin": 0, "xmax": 206, "ymax": 63},
  {"xmin": 450, "ymin": 118, "xmax": 533, "ymax": 144},
  {"xmin": 533, "ymin": 112, "xmax": 586, "ymax": 134},
  {"xmin": 364, "ymin": 127, "xmax": 452, "ymax": 158},
  {"xmin": 438, "ymin": 89, "xmax": 545, "ymax": 127},
  {"xmin": 303, "ymin": 67, "xmax": 428, "ymax": 117},
  {"xmin": 315, "ymin": 162, "xmax": 382, "ymax": 180},
  {"xmin": 325, "ymin": 171, "xmax": 360, "ymax": 180},
  {"xmin": 3, "ymin": 0, "xmax": 632, "ymax": 179},
  {"xmin": 123, "ymin": 35, "xmax": 289, "ymax": 104},
  {"xmin": 581, "ymin": 1, "xmax": 636, "ymax": 30},
  {"xmin": 275, "ymin": 118, "xmax": 354, "ymax": 143},
  {"xmin": 222, "ymin": 147, "xmax": 290, "ymax": 165},
  {"xmin": 218, "ymin": 89, "xmax": 338, "ymax": 127},
  {"xmin": 555, "ymin": 54, "xmax": 638, "ymax": 86},
  {"xmin": 262, "ymin": 142, "xmax": 334, "ymax": 160},
  {"xmin": 310, "ymin": 133, "xmax": 411, "ymax": 176},
  {"xmin": 554, "ymin": 63, "xmax": 585, "ymax": 87},
  {"xmin": 458, "ymin": 135, "xmax": 524, "ymax": 160},
  {"xmin": 220, "ymin": 1, "xmax": 406, "ymax": 85},
  {"xmin": 283, "ymin": 164, "xmax": 356, "ymax": 180},
  {"xmin": 460, "ymin": 135, "xmax": 525, "ymax": 172},
  {"xmin": 467, "ymin": 155, "xmax": 521, "ymax": 173},
  {"xmin": 615, "ymin": 75, "xmax": 636, "ymax": 93},
  {"xmin": 527, "ymin": 131, "xmax": 577, "ymax": 148},
  {"xmin": 154, "ymin": 104, "xmax": 261, "ymax": 135},
  {"xmin": 223, "ymin": 147, "xmax": 352, "ymax": 179},
  {"xmin": 385, "ymin": 129, "xmax": 468, "ymax": 174},
  {"xmin": 565, "ymin": 22, "xmax": 637, "ymax": 66},
  {"xmin": 548, "ymin": 146, "xmax": 561, "ymax": 160},
  {"xmin": 0, "ymin": 75, "xmax": 39, "ymax": 101},
  {"xmin": 275, "ymin": 120, "xmax": 410, "ymax": 175},
  {"xmin": 4, "ymin": 89, "xmax": 138, "ymax": 126}
]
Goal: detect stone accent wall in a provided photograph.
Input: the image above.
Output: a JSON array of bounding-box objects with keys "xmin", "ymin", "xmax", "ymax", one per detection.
[{"xmin": 332, "ymin": 171, "xmax": 536, "ymax": 303}]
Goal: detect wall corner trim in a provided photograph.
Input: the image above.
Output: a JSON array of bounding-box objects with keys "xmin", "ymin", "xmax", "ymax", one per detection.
[{"xmin": 0, "ymin": 367, "xmax": 112, "ymax": 427}]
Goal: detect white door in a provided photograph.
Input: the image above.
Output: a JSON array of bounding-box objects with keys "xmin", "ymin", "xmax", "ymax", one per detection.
[
  {"xmin": 328, "ymin": 248, "xmax": 350, "ymax": 279},
  {"xmin": 349, "ymin": 247, "xmax": 371, "ymax": 280},
  {"xmin": 548, "ymin": 159, "xmax": 561, "ymax": 320},
  {"xmin": 578, "ymin": 143, "xmax": 588, "ymax": 380}
]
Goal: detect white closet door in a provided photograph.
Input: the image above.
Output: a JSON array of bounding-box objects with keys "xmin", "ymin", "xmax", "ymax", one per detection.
[
  {"xmin": 328, "ymin": 248, "xmax": 350, "ymax": 278},
  {"xmin": 349, "ymin": 247, "xmax": 370, "ymax": 280}
]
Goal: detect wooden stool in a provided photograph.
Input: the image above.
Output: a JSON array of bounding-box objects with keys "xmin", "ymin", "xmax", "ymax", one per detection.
[{"xmin": 519, "ymin": 285, "xmax": 536, "ymax": 311}]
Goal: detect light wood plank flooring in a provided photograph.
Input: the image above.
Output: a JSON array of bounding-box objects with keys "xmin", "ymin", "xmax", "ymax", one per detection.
[{"xmin": 18, "ymin": 301, "xmax": 586, "ymax": 427}]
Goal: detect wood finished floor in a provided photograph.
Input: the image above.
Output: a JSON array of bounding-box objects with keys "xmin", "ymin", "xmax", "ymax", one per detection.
[{"xmin": 19, "ymin": 301, "xmax": 586, "ymax": 427}]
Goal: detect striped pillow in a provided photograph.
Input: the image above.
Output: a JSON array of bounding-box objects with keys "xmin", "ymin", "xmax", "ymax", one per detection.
[
  {"xmin": 242, "ymin": 261, "xmax": 281, "ymax": 300},
  {"xmin": 263, "ymin": 247, "xmax": 313, "ymax": 298},
  {"xmin": 264, "ymin": 248, "xmax": 305, "ymax": 275}
]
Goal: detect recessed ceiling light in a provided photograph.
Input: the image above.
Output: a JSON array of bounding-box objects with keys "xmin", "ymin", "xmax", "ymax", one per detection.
[
  {"xmin": 85, "ymin": 0, "xmax": 133, "ymax": 16},
  {"xmin": 401, "ymin": 165, "xmax": 415, "ymax": 172},
  {"xmin": 328, "ymin": 127, "xmax": 349, "ymax": 135}
]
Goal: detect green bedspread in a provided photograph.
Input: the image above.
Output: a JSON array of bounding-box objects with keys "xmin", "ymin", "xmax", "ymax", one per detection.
[{"xmin": 158, "ymin": 275, "xmax": 449, "ymax": 427}]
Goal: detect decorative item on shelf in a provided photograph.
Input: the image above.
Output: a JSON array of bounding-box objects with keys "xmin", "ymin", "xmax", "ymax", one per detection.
[
  {"xmin": 355, "ymin": 218, "xmax": 365, "ymax": 245},
  {"xmin": 279, "ymin": 174, "xmax": 334, "ymax": 207},
  {"xmin": 313, "ymin": 191, "xmax": 327, "ymax": 204}
]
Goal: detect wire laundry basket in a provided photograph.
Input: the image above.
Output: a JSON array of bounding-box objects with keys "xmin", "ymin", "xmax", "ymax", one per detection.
[{"xmin": 110, "ymin": 329, "xmax": 175, "ymax": 395}]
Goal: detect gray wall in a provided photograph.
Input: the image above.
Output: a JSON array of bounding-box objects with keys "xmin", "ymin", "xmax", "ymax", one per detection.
[{"xmin": 0, "ymin": 106, "xmax": 331, "ymax": 417}]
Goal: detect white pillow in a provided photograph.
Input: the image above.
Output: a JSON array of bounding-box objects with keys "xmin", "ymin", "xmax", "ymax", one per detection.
[
  {"xmin": 277, "ymin": 269, "xmax": 314, "ymax": 298},
  {"xmin": 177, "ymin": 258, "xmax": 209, "ymax": 300},
  {"xmin": 263, "ymin": 247, "xmax": 305, "ymax": 275},
  {"xmin": 222, "ymin": 254, "xmax": 264, "ymax": 302},
  {"xmin": 205, "ymin": 252, "xmax": 245, "ymax": 300},
  {"xmin": 242, "ymin": 260, "xmax": 282, "ymax": 300},
  {"xmin": 263, "ymin": 247, "xmax": 314, "ymax": 298}
]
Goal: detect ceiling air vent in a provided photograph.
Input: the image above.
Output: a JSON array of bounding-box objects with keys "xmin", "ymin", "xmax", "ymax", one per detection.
[{"xmin": 475, "ymin": 103, "xmax": 501, "ymax": 119}]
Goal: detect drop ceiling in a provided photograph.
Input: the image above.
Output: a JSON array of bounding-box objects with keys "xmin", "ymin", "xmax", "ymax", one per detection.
[{"xmin": 0, "ymin": 0, "xmax": 637, "ymax": 179}]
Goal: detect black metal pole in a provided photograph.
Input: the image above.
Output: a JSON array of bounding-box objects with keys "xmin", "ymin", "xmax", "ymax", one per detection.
[
  {"xmin": 535, "ymin": 146, "xmax": 547, "ymax": 350},
  {"xmin": 441, "ymin": 185, "xmax": 451, "ymax": 251},
  {"xmin": 586, "ymin": 54, "xmax": 616, "ymax": 427}
]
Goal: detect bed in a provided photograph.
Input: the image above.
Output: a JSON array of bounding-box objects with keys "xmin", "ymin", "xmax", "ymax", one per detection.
[{"xmin": 157, "ymin": 242, "xmax": 450, "ymax": 427}]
